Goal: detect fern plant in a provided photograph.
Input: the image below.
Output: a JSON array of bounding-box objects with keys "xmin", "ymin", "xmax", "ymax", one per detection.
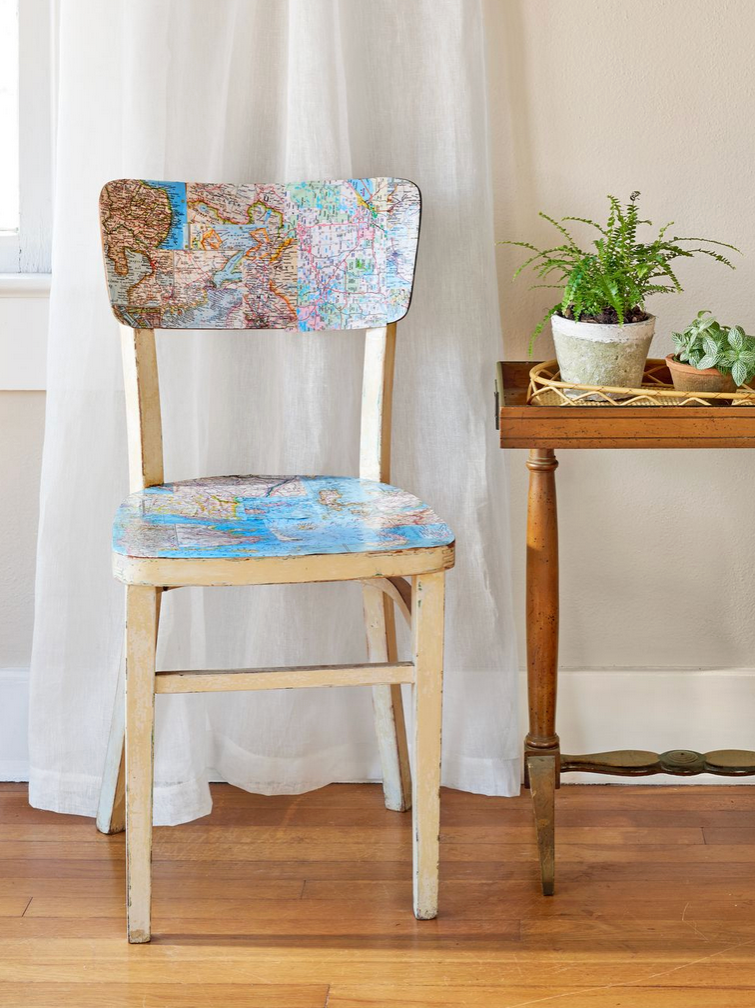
[
  {"xmin": 501, "ymin": 192, "xmax": 739, "ymax": 354},
  {"xmin": 672, "ymin": 311, "xmax": 755, "ymax": 387}
]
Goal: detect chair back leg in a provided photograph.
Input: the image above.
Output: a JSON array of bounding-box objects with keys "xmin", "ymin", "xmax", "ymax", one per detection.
[
  {"xmin": 97, "ymin": 589, "xmax": 162, "ymax": 836},
  {"xmin": 125, "ymin": 584, "xmax": 158, "ymax": 943},
  {"xmin": 411, "ymin": 571, "xmax": 445, "ymax": 920},
  {"xmin": 95, "ymin": 643, "xmax": 126, "ymax": 835},
  {"xmin": 363, "ymin": 583, "xmax": 412, "ymax": 812}
]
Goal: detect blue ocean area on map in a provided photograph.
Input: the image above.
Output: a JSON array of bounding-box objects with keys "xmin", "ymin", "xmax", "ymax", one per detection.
[
  {"xmin": 146, "ymin": 180, "xmax": 187, "ymax": 249},
  {"xmin": 113, "ymin": 475, "xmax": 453, "ymax": 559}
]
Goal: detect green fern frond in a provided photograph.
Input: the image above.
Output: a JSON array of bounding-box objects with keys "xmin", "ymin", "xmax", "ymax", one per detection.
[
  {"xmin": 501, "ymin": 192, "xmax": 740, "ymax": 354},
  {"xmin": 528, "ymin": 307, "xmax": 558, "ymax": 357},
  {"xmin": 539, "ymin": 212, "xmax": 580, "ymax": 248},
  {"xmin": 680, "ymin": 248, "xmax": 736, "ymax": 269},
  {"xmin": 561, "ymin": 216, "xmax": 607, "ymax": 234},
  {"xmin": 672, "ymin": 237, "xmax": 742, "ymax": 252}
]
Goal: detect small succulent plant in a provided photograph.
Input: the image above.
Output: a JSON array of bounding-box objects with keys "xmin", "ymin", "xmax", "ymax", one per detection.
[{"xmin": 672, "ymin": 311, "xmax": 755, "ymax": 387}]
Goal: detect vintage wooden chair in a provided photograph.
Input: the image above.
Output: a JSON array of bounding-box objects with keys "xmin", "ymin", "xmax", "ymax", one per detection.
[{"xmin": 95, "ymin": 177, "xmax": 455, "ymax": 942}]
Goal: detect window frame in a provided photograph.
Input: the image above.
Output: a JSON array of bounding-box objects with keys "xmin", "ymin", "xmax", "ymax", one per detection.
[{"xmin": 0, "ymin": 0, "xmax": 54, "ymax": 275}]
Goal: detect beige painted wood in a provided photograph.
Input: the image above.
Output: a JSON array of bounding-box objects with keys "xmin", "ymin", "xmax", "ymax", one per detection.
[
  {"xmin": 362, "ymin": 584, "xmax": 413, "ymax": 812},
  {"xmin": 359, "ymin": 323, "xmax": 396, "ymax": 483},
  {"xmin": 97, "ymin": 590, "xmax": 162, "ymax": 837},
  {"xmin": 411, "ymin": 571, "xmax": 445, "ymax": 920},
  {"xmin": 360, "ymin": 322, "xmax": 412, "ymax": 813},
  {"xmin": 97, "ymin": 320, "xmax": 166, "ymax": 838},
  {"xmin": 120, "ymin": 326, "xmax": 163, "ymax": 492},
  {"xmin": 113, "ymin": 543, "xmax": 454, "ymax": 587},
  {"xmin": 125, "ymin": 584, "xmax": 158, "ymax": 943},
  {"xmin": 361, "ymin": 577, "xmax": 412, "ymax": 626},
  {"xmin": 154, "ymin": 661, "xmax": 415, "ymax": 694},
  {"xmin": 97, "ymin": 327, "xmax": 163, "ymax": 840}
]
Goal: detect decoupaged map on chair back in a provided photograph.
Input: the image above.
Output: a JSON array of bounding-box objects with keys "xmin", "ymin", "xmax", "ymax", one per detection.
[{"xmin": 99, "ymin": 178, "xmax": 421, "ymax": 332}]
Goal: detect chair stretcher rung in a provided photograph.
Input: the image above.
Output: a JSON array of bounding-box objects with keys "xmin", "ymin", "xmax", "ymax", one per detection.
[{"xmin": 154, "ymin": 661, "xmax": 415, "ymax": 694}]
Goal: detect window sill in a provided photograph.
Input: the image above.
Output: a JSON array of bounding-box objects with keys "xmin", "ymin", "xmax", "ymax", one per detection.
[
  {"xmin": 0, "ymin": 273, "xmax": 52, "ymax": 298},
  {"xmin": 0, "ymin": 274, "xmax": 50, "ymax": 389}
]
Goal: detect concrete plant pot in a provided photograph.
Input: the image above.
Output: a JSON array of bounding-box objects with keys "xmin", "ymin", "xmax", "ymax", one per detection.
[{"xmin": 551, "ymin": 313, "xmax": 656, "ymax": 389}]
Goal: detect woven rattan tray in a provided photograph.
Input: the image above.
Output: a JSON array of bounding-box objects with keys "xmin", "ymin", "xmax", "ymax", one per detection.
[{"xmin": 528, "ymin": 359, "xmax": 755, "ymax": 407}]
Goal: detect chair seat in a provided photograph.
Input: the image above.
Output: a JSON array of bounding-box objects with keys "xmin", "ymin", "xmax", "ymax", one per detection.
[{"xmin": 113, "ymin": 475, "xmax": 454, "ymax": 560}]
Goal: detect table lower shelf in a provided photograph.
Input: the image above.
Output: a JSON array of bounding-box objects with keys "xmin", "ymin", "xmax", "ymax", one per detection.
[{"xmin": 561, "ymin": 748, "xmax": 755, "ymax": 776}]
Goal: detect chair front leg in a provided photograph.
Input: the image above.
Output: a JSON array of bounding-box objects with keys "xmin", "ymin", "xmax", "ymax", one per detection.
[
  {"xmin": 411, "ymin": 571, "xmax": 445, "ymax": 920},
  {"xmin": 125, "ymin": 584, "xmax": 158, "ymax": 943},
  {"xmin": 362, "ymin": 583, "xmax": 412, "ymax": 812}
]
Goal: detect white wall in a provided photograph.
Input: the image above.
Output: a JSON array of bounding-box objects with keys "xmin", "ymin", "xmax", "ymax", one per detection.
[
  {"xmin": 0, "ymin": 276, "xmax": 49, "ymax": 777},
  {"xmin": 3, "ymin": 0, "xmax": 755, "ymax": 781},
  {"xmin": 487, "ymin": 0, "xmax": 755, "ymax": 775},
  {"xmin": 0, "ymin": 393, "xmax": 44, "ymax": 663},
  {"xmin": 0, "ymin": 391, "xmax": 44, "ymax": 777}
]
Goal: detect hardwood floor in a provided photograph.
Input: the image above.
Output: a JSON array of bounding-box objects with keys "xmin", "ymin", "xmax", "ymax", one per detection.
[{"xmin": 1, "ymin": 782, "xmax": 755, "ymax": 1006}]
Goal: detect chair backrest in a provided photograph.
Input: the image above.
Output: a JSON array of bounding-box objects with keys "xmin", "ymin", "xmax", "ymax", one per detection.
[
  {"xmin": 99, "ymin": 177, "xmax": 421, "ymax": 332},
  {"xmin": 100, "ymin": 177, "xmax": 420, "ymax": 496}
]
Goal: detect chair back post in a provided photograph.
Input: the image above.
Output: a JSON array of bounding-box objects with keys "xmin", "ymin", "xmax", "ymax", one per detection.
[
  {"xmin": 360, "ymin": 322, "xmax": 397, "ymax": 484},
  {"xmin": 121, "ymin": 326, "xmax": 164, "ymax": 492}
]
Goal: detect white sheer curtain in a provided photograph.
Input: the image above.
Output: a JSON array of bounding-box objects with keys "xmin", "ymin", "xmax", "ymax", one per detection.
[{"xmin": 29, "ymin": 0, "xmax": 519, "ymax": 825}]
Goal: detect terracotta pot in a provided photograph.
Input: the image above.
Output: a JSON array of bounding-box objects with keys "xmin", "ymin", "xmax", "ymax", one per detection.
[
  {"xmin": 664, "ymin": 354, "xmax": 736, "ymax": 395},
  {"xmin": 551, "ymin": 314, "xmax": 655, "ymax": 388}
]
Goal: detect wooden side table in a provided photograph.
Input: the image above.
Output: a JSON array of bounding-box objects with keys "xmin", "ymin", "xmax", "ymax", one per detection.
[{"xmin": 496, "ymin": 360, "xmax": 755, "ymax": 895}]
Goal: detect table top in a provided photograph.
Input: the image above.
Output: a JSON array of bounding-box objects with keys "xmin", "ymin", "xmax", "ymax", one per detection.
[{"xmin": 497, "ymin": 361, "xmax": 755, "ymax": 449}]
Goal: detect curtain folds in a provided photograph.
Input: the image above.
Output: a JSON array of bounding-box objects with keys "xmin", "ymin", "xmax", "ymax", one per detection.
[{"xmin": 29, "ymin": 0, "xmax": 519, "ymax": 825}]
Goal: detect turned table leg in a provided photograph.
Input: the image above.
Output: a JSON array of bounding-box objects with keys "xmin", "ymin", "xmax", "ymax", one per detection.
[{"xmin": 524, "ymin": 447, "xmax": 560, "ymax": 895}]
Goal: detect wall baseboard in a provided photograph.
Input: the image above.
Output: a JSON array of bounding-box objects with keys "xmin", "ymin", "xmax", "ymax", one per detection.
[
  {"xmin": 3, "ymin": 666, "xmax": 754, "ymax": 785},
  {"xmin": 520, "ymin": 666, "xmax": 755, "ymax": 784},
  {"xmin": 0, "ymin": 669, "xmax": 29, "ymax": 781},
  {"xmin": 0, "ymin": 285, "xmax": 49, "ymax": 390}
]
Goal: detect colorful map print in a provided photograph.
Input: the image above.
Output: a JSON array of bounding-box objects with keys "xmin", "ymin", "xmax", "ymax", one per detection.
[
  {"xmin": 113, "ymin": 476, "xmax": 454, "ymax": 560},
  {"xmin": 99, "ymin": 178, "xmax": 421, "ymax": 331}
]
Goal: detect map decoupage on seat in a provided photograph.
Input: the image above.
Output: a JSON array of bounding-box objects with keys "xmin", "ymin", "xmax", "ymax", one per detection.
[
  {"xmin": 112, "ymin": 475, "xmax": 454, "ymax": 560},
  {"xmin": 99, "ymin": 177, "xmax": 421, "ymax": 332}
]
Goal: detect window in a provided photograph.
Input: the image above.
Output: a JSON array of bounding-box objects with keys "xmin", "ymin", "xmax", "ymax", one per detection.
[
  {"xmin": 0, "ymin": 0, "xmax": 20, "ymax": 265},
  {"xmin": 0, "ymin": 0, "xmax": 53, "ymax": 275},
  {"xmin": 0, "ymin": 0, "xmax": 52, "ymax": 392}
]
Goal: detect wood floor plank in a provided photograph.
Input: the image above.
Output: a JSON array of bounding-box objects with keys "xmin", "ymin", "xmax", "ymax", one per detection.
[
  {"xmin": 0, "ymin": 820, "xmax": 710, "ymax": 847},
  {"xmin": 0, "ymin": 896, "xmax": 31, "ymax": 916},
  {"xmin": 0, "ymin": 854, "xmax": 752, "ymax": 883},
  {"xmin": 704, "ymin": 827, "xmax": 755, "ymax": 845},
  {"xmin": 2, "ymin": 945, "xmax": 755, "ymax": 980},
  {"xmin": 0, "ymin": 983, "xmax": 328, "ymax": 1008},
  {"xmin": 326, "ymin": 987, "xmax": 755, "ymax": 1008},
  {"xmin": 301, "ymin": 880, "xmax": 755, "ymax": 916},
  {"xmin": 18, "ymin": 903, "xmax": 520, "ymax": 937},
  {"xmin": 25, "ymin": 895, "xmax": 311, "ymax": 919},
  {"xmin": 169, "ymin": 824, "xmax": 705, "ymax": 845},
  {"xmin": 0, "ymin": 877, "xmax": 302, "ymax": 900},
  {"xmin": 6, "ymin": 839, "xmax": 738, "ymax": 864}
]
